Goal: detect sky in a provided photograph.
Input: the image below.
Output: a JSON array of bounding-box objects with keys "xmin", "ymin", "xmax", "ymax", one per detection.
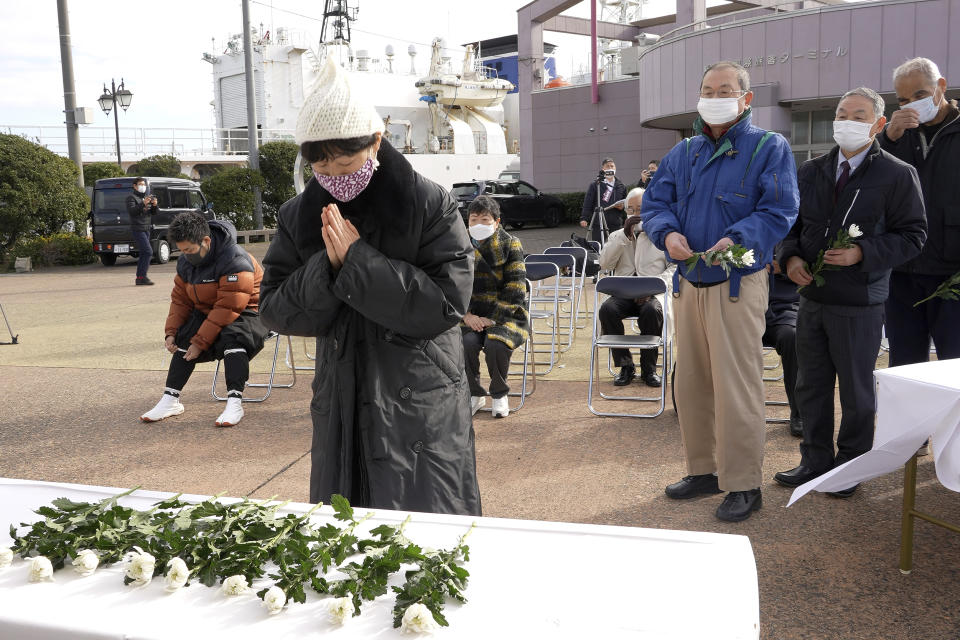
[{"xmin": 0, "ymin": 0, "xmax": 687, "ymax": 132}]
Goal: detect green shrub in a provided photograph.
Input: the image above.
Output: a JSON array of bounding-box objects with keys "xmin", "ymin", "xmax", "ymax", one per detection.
[
  {"xmin": 549, "ymin": 192, "xmax": 586, "ymax": 223},
  {"xmin": 83, "ymin": 162, "xmax": 125, "ymax": 184},
  {"xmin": 259, "ymin": 141, "xmax": 299, "ymax": 221},
  {"xmin": 4, "ymin": 233, "xmax": 95, "ymax": 270},
  {"xmin": 0, "ymin": 134, "xmax": 89, "ymax": 252},
  {"xmin": 134, "ymin": 154, "xmax": 182, "ymax": 178},
  {"xmin": 201, "ymin": 167, "xmax": 267, "ymax": 231}
]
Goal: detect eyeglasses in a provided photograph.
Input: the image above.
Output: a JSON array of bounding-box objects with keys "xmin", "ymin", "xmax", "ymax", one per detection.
[
  {"xmin": 698, "ymin": 89, "xmax": 746, "ymax": 99},
  {"xmin": 625, "ymin": 206, "xmax": 642, "ymax": 214}
]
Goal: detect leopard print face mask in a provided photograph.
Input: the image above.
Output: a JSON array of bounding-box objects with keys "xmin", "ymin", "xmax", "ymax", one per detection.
[{"xmin": 314, "ymin": 156, "xmax": 378, "ymax": 202}]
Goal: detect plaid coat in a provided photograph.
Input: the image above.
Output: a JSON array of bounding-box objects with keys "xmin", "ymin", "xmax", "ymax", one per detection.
[{"xmin": 465, "ymin": 226, "xmax": 529, "ymax": 350}]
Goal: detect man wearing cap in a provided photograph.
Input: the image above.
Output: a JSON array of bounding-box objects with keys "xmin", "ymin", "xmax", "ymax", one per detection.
[{"xmin": 259, "ymin": 58, "xmax": 481, "ymax": 516}]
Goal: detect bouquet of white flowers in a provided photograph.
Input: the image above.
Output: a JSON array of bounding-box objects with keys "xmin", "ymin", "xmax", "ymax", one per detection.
[
  {"xmin": 800, "ymin": 223, "xmax": 862, "ymax": 291},
  {"xmin": 684, "ymin": 243, "xmax": 756, "ymax": 276}
]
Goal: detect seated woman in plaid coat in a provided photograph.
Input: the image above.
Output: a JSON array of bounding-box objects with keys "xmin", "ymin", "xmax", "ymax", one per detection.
[{"xmin": 461, "ymin": 195, "xmax": 530, "ymax": 419}]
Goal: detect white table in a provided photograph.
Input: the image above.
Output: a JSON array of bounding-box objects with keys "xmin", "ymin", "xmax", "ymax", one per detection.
[
  {"xmin": 0, "ymin": 479, "xmax": 760, "ymax": 639},
  {"xmin": 787, "ymin": 359, "xmax": 960, "ymax": 571}
]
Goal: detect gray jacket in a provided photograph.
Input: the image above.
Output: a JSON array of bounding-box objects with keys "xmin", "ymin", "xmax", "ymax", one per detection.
[{"xmin": 259, "ymin": 141, "xmax": 481, "ymax": 516}]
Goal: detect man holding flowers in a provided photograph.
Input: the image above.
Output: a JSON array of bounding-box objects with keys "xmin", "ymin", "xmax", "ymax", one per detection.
[
  {"xmin": 642, "ymin": 61, "xmax": 798, "ymax": 522},
  {"xmin": 774, "ymin": 87, "xmax": 926, "ymax": 496}
]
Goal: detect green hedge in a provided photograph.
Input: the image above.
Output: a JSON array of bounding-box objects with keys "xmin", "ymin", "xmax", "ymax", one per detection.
[
  {"xmin": 4, "ymin": 233, "xmax": 96, "ymax": 270},
  {"xmin": 83, "ymin": 162, "xmax": 125, "ymax": 184},
  {"xmin": 201, "ymin": 167, "xmax": 268, "ymax": 231},
  {"xmin": 548, "ymin": 192, "xmax": 586, "ymax": 224}
]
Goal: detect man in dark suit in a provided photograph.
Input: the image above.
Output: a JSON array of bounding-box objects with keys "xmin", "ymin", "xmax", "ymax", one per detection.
[
  {"xmin": 580, "ymin": 157, "xmax": 627, "ymax": 244},
  {"xmin": 775, "ymin": 87, "xmax": 927, "ymax": 498}
]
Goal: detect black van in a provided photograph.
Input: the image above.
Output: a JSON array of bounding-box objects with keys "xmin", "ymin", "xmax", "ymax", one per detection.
[{"xmin": 90, "ymin": 177, "xmax": 215, "ymax": 266}]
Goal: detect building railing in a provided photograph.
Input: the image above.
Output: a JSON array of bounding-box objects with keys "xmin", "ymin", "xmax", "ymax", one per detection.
[{"xmin": 0, "ymin": 125, "xmax": 295, "ymax": 159}]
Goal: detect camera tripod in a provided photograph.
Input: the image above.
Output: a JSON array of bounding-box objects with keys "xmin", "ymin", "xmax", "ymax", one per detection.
[
  {"xmin": 0, "ymin": 303, "xmax": 18, "ymax": 345},
  {"xmin": 587, "ymin": 171, "xmax": 613, "ymax": 246}
]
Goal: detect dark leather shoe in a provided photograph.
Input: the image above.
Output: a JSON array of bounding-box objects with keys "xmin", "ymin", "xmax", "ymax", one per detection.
[
  {"xmin": 613, "ymin": 366, "xmax": 635, "ymax": 386},
  {"xmin": 641, "ymin": 371, "xmax": 662, "ymax": 387},
  {"xmin": 774, "ymin": 465, "xmax": 822, "ymax": 488},
  {"xmin": 826, "ymin": 484, "xmax": 859, "ymax": 498},
  {"xmin": 665, "ymin": 474, "xmax": 721, "ymax": 499},
  {"xmin": 789, "ymin": 415, "xmax": 803, "ymax": 438},
  {"xmin": 716, "ymin": 489, "xmax": 762, "ymax": 522},
  {"xmin": 135, "ymin": 277, "xmax": 155, "ymax": 286}
]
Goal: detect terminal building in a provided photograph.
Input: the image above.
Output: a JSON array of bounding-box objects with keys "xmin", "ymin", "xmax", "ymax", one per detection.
[{"xmin": 517, "ymin": 0, "xmax": 960, "ymax": 192}]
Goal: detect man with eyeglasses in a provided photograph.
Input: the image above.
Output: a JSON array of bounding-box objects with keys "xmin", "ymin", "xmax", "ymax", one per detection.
[
  {"xmin": 877, "ymin": 57, "xmax": 960, "ymax": 368},
  {"xmin": 641, "ymin": 61, "xmax": 799, "ymax": 522}
]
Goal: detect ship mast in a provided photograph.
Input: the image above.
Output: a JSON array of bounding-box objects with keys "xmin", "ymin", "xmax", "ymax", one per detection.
[{"xmin": 321, "ymin": 0, "xmax": 357, "ymax": 45}]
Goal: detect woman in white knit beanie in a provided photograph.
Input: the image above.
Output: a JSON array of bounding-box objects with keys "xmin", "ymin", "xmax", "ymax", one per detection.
[{"xmin": 258, "ymin": 56, "xmax": 482, "ymax": 517}]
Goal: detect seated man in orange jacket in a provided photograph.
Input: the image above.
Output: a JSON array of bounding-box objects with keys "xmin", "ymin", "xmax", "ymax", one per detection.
[{"xmin": 141, "ymin": 212, "xmax": 268, "ymax": 427}]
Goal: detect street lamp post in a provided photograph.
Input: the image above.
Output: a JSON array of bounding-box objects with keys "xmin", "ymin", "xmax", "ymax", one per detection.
[{"xmin": 98, "ymin": 78, "xmax": 133, "ymax": 167}]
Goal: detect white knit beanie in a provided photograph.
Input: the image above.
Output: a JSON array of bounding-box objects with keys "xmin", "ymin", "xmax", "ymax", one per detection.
[{"xmin": 295, "ymin": 56, "xmax": 385, "ymax": 145}]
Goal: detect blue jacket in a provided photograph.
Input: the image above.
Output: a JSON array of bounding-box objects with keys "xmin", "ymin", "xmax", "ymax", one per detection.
[{"xmin": 641, "ymin": 110, "xmax": 799, "ymax": 297}]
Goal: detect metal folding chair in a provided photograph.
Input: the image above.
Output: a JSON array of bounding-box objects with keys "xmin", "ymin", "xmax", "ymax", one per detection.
[
  {"xmin": 212, "ymin": 332, "xmax": 296, "ymax": 403},
  {"xmin": 588, "ymin": 276, "xmax": 670, "ymax": 418},
  {"xmin": 525, "ymin": 254, "xmax": 577, "ymax": 355},
  {"xmin": 521, "ymin": 260, "xmax": 562, "ymax": 375},
  {"xmin": 286, "ymin": 337, "xmax": 316, "ymax": 371},
  {"xmin": 763, "ymin": 346, "xmax": 784, "ymax": 382},
  {"xmin": 544, "ymin": 246, "xmax": 589, "ymax": 329}
]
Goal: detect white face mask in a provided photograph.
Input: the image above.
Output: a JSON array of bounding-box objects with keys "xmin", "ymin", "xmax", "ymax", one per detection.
[
  {"xmin": 902, "ymin": 94, "xmax": 940, "ymax": 124},
  {"xmin": 136, "ymin": 185, "xmax": 146, "ymax": 193},
  {"xmin": 697, "ymin": 97, "xmax": 742, "ymax": 126},
  {"xmin": 833, "ymin": 120, "xmax": 875, "ymax": 152},
  {"xmin": 469, "ymin": 223, "xmax": 496, "ymax": 242}
]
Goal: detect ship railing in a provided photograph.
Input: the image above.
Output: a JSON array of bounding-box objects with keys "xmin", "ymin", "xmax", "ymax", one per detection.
[{"xmin": 0, "ymin": 125, "xmax": 295, "ymax": 159}]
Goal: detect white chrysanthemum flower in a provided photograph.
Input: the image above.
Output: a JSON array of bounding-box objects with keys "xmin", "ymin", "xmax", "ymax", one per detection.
[
  {"xmin": 124, "ymin": 547, "xmax": 156, "ymax": 587},
  {"xmin": 848, "ymin": 223, "xmax": 863, "ymax": 238},
  {"xmin": 401, "ymin": 602, "xmax": 438, "ymax": 634},
  {"xmin": 741, "ymin": 249, "xmax": 756, "ymax": 267},
  {"xmin": 724, "ymin": 249, "xmax": 734, "ymax": 261},
  {"xmin": 221, "ymin": 574, "xmax": 250, "ymax": 596},
  {"xmin": 28, "ymin": 556, "xmax": 54, "ymax": 582},
  {"xmin": 164, "ymin": 557, "xmax": 190, "ymax": 592},
  {"xmin": 72, "ymin": 549, "xmax": 99, "ymax": 577},
  {"xmin": 263, "ymin": 585, "xmax": 286, "ymax": 615},
  {"xmin": 0, "ymin": 547, "xmax": 13, "ymax": 569},
  {"xmin": 328, "ymin": 596, "xmax": 355, "ymax": 625}
]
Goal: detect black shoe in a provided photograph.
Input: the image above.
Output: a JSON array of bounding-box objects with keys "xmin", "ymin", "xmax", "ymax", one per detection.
[
  {"xmin": 774, "ymin": 464, "xmax": 822, "ymax": 488},
  {"xmin": 641, "ymin": 371, "xmax": 662, "ymax": 387},
  {"xmin": 613, "ymin": 366, "xmax": 636, "ymax": 387},
  {"xmin": 665, "ymin": 474, "xmax": 721, "ymax": 499},
  {"xmin": 716, "ymin": 489, "xmax": 762, "ymax": 522},
  {"xmin": 136, "ymin": 277, "xmax": 155, "ymax": 286},
  {"xmin": 789, "ymin": 415, "xmax": 803, "ymax": 438},
  {"xmin": 826, "ymin": 484, "xmax": 859, "ymax": 498}
]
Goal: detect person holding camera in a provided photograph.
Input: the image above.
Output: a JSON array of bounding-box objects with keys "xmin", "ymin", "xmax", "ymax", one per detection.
[
  {"xmin": 580, "ymin": 157, "xmax": 627, "ymax": 244},
  {"xmin": 637, "ymin": 160, "xmax": 659, "ymax": 189},
  {"xmin": 126, "ymin": 177, "xmax": 158, "ymax": 286}
]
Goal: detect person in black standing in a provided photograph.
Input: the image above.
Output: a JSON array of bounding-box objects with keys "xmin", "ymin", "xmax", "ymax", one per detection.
[
  {"xmin": 877, "ymin": 57, "xmax": 960, "ymax": 367},
  {"xmin": 774, "ymin": 87, "xmax": 926, "ymax": 498},
  {"xmin": 763, "ymin": 260, "xmax": 802, "ymax": 437},
  {"xmin": 126, "ymin": 177, "xmax": 157, "ymax": 286},
  {"xmin": 579, "ymin": 157, "xmax": 627, "ymax": 244}
]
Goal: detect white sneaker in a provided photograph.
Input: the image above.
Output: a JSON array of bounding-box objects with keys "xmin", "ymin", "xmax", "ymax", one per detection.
[
  {"xmin": 141, "ymin": 393, "xmax": 184, "ymax": 423},
  {"xmin": 491, "ymin": 396, "xmax": 510, "ymax": 418},
  {"xmin": 215, "ymin": 397, "xmax": 244, "ymax": 427},
  {"xmin": 470, "ymin": 396, "xmax": 486, "ymax": 416}
]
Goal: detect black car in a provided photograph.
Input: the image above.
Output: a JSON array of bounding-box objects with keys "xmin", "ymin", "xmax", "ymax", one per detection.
[
  {"xmin": 90, "ymin": 177, "xmax": 215, "ymax": 266},
  {"xmin": 451, "ymin": 179, "xmax": 565, "ymax": 229}
]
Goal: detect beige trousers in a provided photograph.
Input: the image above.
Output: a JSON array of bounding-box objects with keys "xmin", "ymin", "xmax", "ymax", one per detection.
[{"xmin": 673, "ymin": 270, "xmax": 769, "ymax": 491}]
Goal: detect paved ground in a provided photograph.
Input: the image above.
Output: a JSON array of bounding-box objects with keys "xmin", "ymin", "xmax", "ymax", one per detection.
[{"xmin": 1, "ymin": 223, "xmax": 958, "ymax": 639}]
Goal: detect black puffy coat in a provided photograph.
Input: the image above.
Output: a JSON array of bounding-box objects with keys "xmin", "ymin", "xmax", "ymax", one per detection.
[
  {"xmin": 126, "ymin": 190, "xmax": 157, "ymax": 232},
  {"xmin": 779, "ymin": 142, "xmax": 927, "ymax": 306},
  {"xmin": 878, "ymin": 104, "xmax": 960, "ymax": 276},
  {"xmin": 259, "ymin": 141, "xmax": 481, "ymax": 516}
]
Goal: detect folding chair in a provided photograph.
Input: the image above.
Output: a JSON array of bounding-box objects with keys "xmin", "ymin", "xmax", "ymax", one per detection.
[
  {"xmin": 763, "ymin": 346, "xmax": 784, "ymax": 382},
  {"xmin": 286, "ymin": 337, "xmax": 316, "ymax": 371},
  {"xmin": 212, "ymin": 332, "xmax": 297, "ymax": 403},
  {"xmin": 588, "ymin": 276, "xmax": 670, "ymax": 418},
  {"xmin": 525, "ymin": 254, "xmax": 577, "ymax": 355},
  {"xmin": 544, "ymin": 246, "xmax": 589, "ymax": 329},
  {"xmin": 521, "ymin": 260, "xmax": 562, "ymax": 375}
]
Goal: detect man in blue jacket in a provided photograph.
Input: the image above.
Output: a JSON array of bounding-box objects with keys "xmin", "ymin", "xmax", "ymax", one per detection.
[
  {"xmin": 641, "ymin": 61, "xmax": 799, "ymax": 522},
  {"xmin": 774, "ymin": 88, "xmax": 926, "ymax": 497}
]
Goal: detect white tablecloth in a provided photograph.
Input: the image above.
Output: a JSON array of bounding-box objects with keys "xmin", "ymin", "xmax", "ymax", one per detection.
[
  {"xmin": 789, "ymin": 358, "xmax": 960, "ymax": 505},
  {"xmin": 0, "ymin": 479, "xmax": 759, "ymax": 639}
]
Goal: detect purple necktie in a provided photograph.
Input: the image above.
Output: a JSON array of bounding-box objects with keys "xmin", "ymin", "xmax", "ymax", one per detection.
[{"xmin": 835, "ymin": 160, "xmax": 850, "ymax": 201}]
